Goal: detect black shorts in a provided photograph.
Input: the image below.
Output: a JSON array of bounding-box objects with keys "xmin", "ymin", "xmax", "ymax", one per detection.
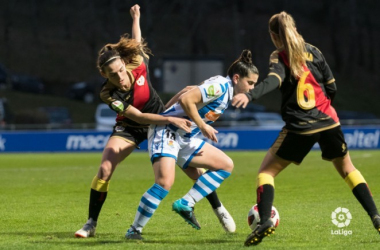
[
  {"xmin": 110, "ymin": 123, "xmax": 149, "ymax": 148},
  {"xmin": 270, "ymin": 126, "xmax": 348, "ymax": 165}
]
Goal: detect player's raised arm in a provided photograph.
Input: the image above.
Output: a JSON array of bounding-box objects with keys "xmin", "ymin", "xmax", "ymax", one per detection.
[{"xmin": 130, "ymin": 4, "xmax": 141, "ymax": 43}]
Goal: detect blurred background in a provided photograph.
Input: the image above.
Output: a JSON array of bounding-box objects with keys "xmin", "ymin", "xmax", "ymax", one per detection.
[{"xmin": 1, "ymin": 0, "xmax": 380, "ymax": 130}]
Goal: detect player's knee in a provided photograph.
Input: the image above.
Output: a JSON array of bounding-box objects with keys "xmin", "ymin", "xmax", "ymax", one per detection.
[
  {"xmin": 223, "ymin": 156, "xmax": 234, "ymax": 173},
  {"xmin": 156, "ymin": 181, "xmax": 173, "ymax": 191},
  {"xmin": 155, "ymin": 177, "xmax": 174, "ymax": 191}
]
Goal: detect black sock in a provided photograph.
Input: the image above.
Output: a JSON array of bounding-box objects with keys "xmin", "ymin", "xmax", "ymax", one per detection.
[
  {"xmin": 352, "ymin": 183, "xmax": 379, "ymax": 217},
  {"xmin": 88, "ymin": 189, "xmax": 108, "ymax": 221},
  {"xmin": 257, "ymin": 184, "xmax": 274, "ymax": 223},
  {"xmin": 205, "ymin": 191, "xmax": 222, "ymax": 209}
]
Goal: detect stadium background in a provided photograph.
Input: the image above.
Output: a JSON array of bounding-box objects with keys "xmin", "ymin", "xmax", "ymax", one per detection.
[
  {"xmin": 0, "ymin": 0, "xmax": 380, "ymax": 121},
  {"xmin": 0, "ymin": 0, "xmax": 379, "ymax": 152},
  {"xmin": 1, "ymin": 2, "xmax": 380, "ymax": 249}
]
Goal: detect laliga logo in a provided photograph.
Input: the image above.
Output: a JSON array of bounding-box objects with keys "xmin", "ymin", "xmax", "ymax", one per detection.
[
  {"xmin": 331, "ymin": 207, "xmax": 353, "ymax": 236},
  {"xmin": 331, "ymin": 207, "xmax": 351, "ymax": 227}
]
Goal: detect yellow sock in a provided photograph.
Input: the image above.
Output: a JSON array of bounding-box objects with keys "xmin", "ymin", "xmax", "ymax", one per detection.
[
  {"xmin": 91, "ymin": 176, "xmax": 110, "ymax": 192},
  {"xmin": 257, "ymin": 173, "xmax": 274, "ymax": 188},
  {"xmin": 345, "ymin": 169, "xmax": 366, "ymax": 190}
]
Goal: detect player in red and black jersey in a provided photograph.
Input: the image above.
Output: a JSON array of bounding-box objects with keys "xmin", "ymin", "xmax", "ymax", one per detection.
[
  {"xmin": 268, "ymin": 43, "xmax": 339, "ymax": 133},
  {"xmin": 232, "ymin": 11, "xmax": 380, "ymax": 246},
  {"xmin": 99, "ymin": 48, "xmax": 165, "ymax": 129},
  {"xmin": 75, "ymin": 4, "xmax": 235, "ymax": 239}
]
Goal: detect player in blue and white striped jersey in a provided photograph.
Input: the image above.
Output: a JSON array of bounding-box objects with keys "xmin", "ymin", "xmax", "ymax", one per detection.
[
  {"xmin": 126, "ymin": 50, "xmax": 259, "ymax": 239},
  {"xmin": 159, "ymin": 75, "xmax": 232, "ymax": 139}
]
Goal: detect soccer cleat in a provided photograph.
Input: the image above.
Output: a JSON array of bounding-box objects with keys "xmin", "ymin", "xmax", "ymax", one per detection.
[
  {"xmin": 172, "ymin": 199, "xmax": 201, "ymax": 230},
  {"xmin": 372, "ymin": 214, "xmax": 380, "ymax": 234},
  {"xmin": 75, "ymin": 218, "xmax": 97, "ymax": 238},
  {"xmin": 244, "ymin": 219, "xmax": 275, "ymax": 246},
  {"xmin": 213, "ymin": 204, "xmax": 236, "ymax": 233},
  {"xmin": 125, "ymin": 225, "xmax": 143, "ymax": 240}
]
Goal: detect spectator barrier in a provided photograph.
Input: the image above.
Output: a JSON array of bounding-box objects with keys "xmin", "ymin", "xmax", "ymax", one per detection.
[{"xmin": 0, "ymin": 127, "xmax": 379, "ymax": 153}]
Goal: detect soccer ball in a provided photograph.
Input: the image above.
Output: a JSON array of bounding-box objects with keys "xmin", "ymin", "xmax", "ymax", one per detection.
[{"xmin": 247, "ymin": 204, "xmax": 280, "ymax": 230}]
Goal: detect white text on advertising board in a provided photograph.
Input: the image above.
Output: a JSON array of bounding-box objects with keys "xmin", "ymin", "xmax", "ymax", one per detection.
[{"xmin": 66, "ymin": 135, "xmax": 109, "ymax": 150}]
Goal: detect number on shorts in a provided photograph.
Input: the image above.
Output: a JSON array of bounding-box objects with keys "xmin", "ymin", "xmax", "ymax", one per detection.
[{"xmin": 165, "ymin": 129, "xmax": 176, "ymax": 140}]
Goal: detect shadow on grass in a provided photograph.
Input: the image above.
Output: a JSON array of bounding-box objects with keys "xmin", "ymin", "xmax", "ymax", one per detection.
[
  {"xmin": 0, "ymin": 232, "xmax": 115, "ymax": 239},
  {"xmin": 1, "ymin": 231, "xmax": 239, "ymax": 246},
  {"xmin": 142, "ymin": 239, "xmax": 232, "ymax": 244}
]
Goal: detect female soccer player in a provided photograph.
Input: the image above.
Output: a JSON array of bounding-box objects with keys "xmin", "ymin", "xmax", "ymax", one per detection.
[
  {"xmin": 75, "ymin": 4, "xmax": 234, "ymax": 238},
  {"xmin": 125, "ymin": 49, "xmax": 259, "ymax": 240},
  {"xmin": 231, "ymin": 11, "xmax": 380, "ymax": 246}
]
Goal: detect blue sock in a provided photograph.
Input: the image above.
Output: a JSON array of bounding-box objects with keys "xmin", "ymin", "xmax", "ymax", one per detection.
[
  {"xmin": 181, "ymin": 169, "xmax": 231, "ymax": 207},
  {"xmin": 132, "ymin": 183, "xmax": 169, "ymax": 232}
]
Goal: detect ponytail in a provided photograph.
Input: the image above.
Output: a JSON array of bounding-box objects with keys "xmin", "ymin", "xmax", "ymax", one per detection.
[
  {"xmin": 227, "ymin": 49, "xmax": 259, "ymax": 79},
  {"xmin": 269, "ymin": 11, "xmax": 306, "ymax": 78},
  {"xmin": 97, "ymin": 33, "xmax": 151, "ymax": 72}
]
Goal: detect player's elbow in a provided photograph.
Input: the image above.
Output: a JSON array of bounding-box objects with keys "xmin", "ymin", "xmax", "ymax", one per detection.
[
  {"xmin": 178, "ymin": 94, "xmax": 185, "ymax": 104},
  {"xmin": 178, "ymin": 95, "xmax": 187, "ymax": 108}
]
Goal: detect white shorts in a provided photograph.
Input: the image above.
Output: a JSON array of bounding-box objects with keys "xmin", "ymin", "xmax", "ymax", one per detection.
[{"xmin": 148, "ymin": 125, "xmax": 205, "ymax": 169}]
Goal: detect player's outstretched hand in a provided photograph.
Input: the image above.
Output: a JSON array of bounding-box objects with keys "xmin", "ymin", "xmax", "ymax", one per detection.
[
  {"xmin": 130, "ymin": 4, "xmax": 140, "ymax": 19},
  {"xmin": 200, "ymin": 124, "xmax": 219, "ymax": 143},
  {"xmin": 232, "ymin": 93, "xmax": 249, "ymax": 108},
  {"xmin": 168, "ymin": 117, "xmax": 192, "ymax": 133}
]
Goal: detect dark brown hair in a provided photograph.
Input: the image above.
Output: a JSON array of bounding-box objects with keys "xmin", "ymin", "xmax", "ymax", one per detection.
[{"xmin": 227, "ymin": 49, "xmax": 259, "ymax": 79}]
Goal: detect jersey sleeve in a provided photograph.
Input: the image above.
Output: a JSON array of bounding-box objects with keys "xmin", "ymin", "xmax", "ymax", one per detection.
[
  {"xmin": 198, "ymin": 76, "xmax": 227, "ymax": 103},
  {"xmin": 313, "ymin": 47, "xmax": 335, "ymax": 84},
  {"xmin": 268, "ymin": 50, "xmax": 286, "ymax": 85},
  {"xmin": 99, "ymin": 81, "xmax": 131, "ymax": 113},
  {"xmin": 245, "ymin": 51, "xmax": 283, "ymax": 101},
  {"xmin": 246, "ymin": 75, "xmax": 280, "ymax": 101},
  {"xmin": 99, "ymin": 81, "xmax": 115, "ymax": 105},
  {"xmin": 312, "ymin": 46, "xmax": 337, "ymax": 102},
  {"xmin": 320, "ymin": 54, "xmax": 337, "ymax": 103}
]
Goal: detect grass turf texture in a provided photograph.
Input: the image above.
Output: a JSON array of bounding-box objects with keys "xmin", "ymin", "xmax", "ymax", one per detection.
[{"xmin": 1, "ymin": 151, "xmax": 379, "ymax": 249}]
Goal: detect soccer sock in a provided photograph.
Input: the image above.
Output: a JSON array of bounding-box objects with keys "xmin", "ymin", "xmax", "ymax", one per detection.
[
  {"xmin": 205, "ymin": 191, "xmax": 222, "ymax": 209},
  {"xmin": 256, "ymin": 173, "xmax": 275, "ymax": 223},
  {"xmin": 181, "ymin": 169, "xmax": 231, "ymax": 207},
  {"xmin": 132, "ymin": 183, "xmax": 169, "ymax": 232},
  {"xmin": 88, "ymin": 176, "xmax": 110, "ymax": 222},
  {"xmin": 192, "ymin": 168, "xmax": 222, "ymax": 209},
  {"xmin": 345, "ymin": 170, "xmax": 379, "ymax": 217}
]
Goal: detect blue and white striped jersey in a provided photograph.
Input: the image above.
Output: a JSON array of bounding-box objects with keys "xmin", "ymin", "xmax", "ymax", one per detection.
[{"xmin": 161, "ymin": 75, "xmax": 233, "ymax": 137}]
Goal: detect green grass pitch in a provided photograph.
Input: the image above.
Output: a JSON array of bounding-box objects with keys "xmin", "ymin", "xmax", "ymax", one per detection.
[{"xmin": 1, "ymin": 150, "xmax": 379, "ymax": 249}]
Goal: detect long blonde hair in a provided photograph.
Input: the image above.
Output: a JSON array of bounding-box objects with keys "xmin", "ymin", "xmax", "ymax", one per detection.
[
  {"xmin": 269, "ymin": 11, "xmax": 306, "ymax": 78},
  {"xmin": 97, "ymin": 33, "xmax": 151, "ymax": 72}
]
